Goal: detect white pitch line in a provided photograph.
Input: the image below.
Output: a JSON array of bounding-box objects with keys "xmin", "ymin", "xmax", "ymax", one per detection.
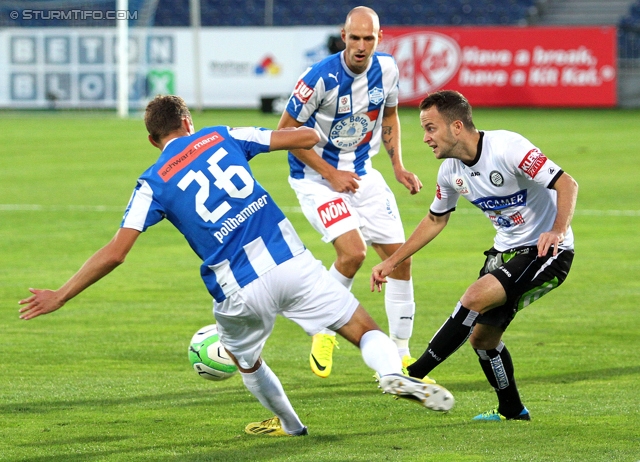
[
  {"xmin": 0, "ymin": 204, "xmax": 124, "ymax": 212},
  {"xmin": 1, "ymin": 204, "xmax": 639, "ymax": 217}
]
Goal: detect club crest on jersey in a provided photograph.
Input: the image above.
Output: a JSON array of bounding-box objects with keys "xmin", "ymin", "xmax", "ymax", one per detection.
[
  {"xmin": 317, "ymin": 198, "xmax": 351, "ymax": 227},
  {"xmin": 454, "ymin": 177, "xmax": 470, "ymax": 194},
  {"xmin": 490, "ymin": 170, "xmax": 504, "ymax": 187},
  {"xmin": 518, "ymin": 149, "xmax": 547, "ymax": 179},
  {"xmin": 337, "ymin": 95, "xmax": 351, "ymax": 114},
  {"xmin": 368, "ymin": 86, "xmax": 384, "ymax": 105}
]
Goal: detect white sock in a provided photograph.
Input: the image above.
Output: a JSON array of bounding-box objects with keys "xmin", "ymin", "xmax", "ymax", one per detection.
[
  {"xmin": 241, "ymin": 361, "xmax": 305, "ymax": 434},
  {"xmin": 391, "ymin": 335, "xmax": 410, "ymax": 359},
  {"xmin": 359, "ymin": 330, "xmax": 402, "ymax": 377},
  {"xmin": 385, "ymin": 277, "xmax": 415, "ymax": 352},
  {"xmin": 329, "ymin": 263, "xmax": 354, "ymax": 290}
]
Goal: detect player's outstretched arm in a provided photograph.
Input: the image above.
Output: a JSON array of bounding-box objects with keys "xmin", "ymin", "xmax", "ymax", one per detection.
[
  {"xmin": 277, "ymin": 111, "xmax": 361, "ymax": 193},
  {"xmin": 537, "ymin": 172, "xmax": 578, "ymax": 257},
  {"xmin": 18, "ymin": 228, "xmax": 141, "ymax": 320},
  {"xmin": 270, "ymin": 126, "xmax": 320, "ymax": 152},
  {"xmin": 381, "ymin": 106, "xmax": 422, "ymax": 195},
  {"xmin": 371, "ymin": 212, "xmax": 449, "ymax": 291}
]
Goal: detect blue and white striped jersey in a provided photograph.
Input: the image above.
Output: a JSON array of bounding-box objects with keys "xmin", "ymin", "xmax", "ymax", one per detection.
[
  {"xmin": 285, "ymin": 51, "xmax": 399, "ymax": 180},
  {"xmin": 121, "ymin": 126, "xmax": 306, "ymax": 302}
]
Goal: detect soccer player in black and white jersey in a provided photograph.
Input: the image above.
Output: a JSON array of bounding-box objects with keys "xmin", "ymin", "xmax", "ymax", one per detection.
[{"xmin": 371, "ymin": 90, "xmax": 578, "ymax": 421}]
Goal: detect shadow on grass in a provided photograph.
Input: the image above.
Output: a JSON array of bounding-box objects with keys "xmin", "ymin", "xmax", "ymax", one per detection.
[{"xmin": 5, "ymin": 365, "xmax": 640, "ymax": 415}]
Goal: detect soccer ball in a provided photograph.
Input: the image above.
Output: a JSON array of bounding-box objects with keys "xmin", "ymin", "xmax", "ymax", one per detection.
[{"xmin": 188, "ymin": 324, "xmax": 238, "ymax": 381}]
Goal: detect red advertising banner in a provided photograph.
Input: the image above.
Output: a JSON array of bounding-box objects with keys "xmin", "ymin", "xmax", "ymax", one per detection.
[{"xmin": 378, "ymin": 26, "xmax": 617, "ymax": 107}]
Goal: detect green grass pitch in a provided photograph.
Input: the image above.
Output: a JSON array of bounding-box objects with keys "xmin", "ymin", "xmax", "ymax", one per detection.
[{"xmin": 1, "ymin": 107, "xmax": 639, "ymax": 461}]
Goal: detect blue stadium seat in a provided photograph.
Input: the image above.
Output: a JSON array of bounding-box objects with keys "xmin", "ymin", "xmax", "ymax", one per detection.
[{"xmin": 618, "ymin": 1, "xmax": 640, "ymax": 59}]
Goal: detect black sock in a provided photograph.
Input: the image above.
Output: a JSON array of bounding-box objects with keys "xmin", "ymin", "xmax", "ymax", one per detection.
[
  {"xmin": 407, "ymin": 302, "xmax": 478, "ymax": 378},
  {"xmin": 475, "ymin": 342, "xmax": 524, "ymax": 418}
]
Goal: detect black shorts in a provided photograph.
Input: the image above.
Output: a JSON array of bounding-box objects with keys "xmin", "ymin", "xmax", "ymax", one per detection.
[{"xmin": 475, "ymin": 245, "xmax": 574, "ymax": 330}]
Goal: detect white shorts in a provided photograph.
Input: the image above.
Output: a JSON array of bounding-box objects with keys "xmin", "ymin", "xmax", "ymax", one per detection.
[
  {"xmin": 213, "ymin": 250, "xmax": 359, "ymax": 370},
  {"xmin": 289, "ymin": 169, "xmax": 405, "ymax": 245}
]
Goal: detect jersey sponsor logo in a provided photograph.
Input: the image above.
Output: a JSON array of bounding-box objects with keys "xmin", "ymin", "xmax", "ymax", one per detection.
[
  {"xmin": 436, "ymin": 183, "xmax": 442, "ymax": 200},
  {"xmin": 329, "ymin": 109, "xmax": 379, "ymax": 149},
  {"xmin": 472, "ymin": 189, "xmax": 527, "ymax": 211},
  {"xmin": 490, "ymin": 170, "xmax": 504, "ymax": 186},
  {"xmin": 490, "ymin": 211, "xmax": 526, "ymax": 228},
  {"xmin": 368, "ymin": 86, "xmax": 384, "ymax": 105},
  {"xmin": 317, "ymin": 198, "xmax": 351, "ymax": 227},
  {"xmin": 511, "ymin": 211, "xmax": 525, "ymax": 225},
  {"xmin": 518, "ymin": 149, "xmax": 547, "ymax": 178},
  {"xmin": 293, "ymin": 79, "xmax": 314, "ymax": 104},
  {"xmin": 337, "ymin": 94, "xmax": 351, "ymax": 114},
  {"xmin": 159, "ymin": 132, "xmax": 224, "ymax": 182}
]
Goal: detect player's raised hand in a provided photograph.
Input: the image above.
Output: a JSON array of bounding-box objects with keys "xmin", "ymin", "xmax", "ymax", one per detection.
[
  {"xmin": 394, "ymin": 168, "xmax": 423, "ymax": 195},
  {"xmin": 18, "ymin": 288, "xmax": 65, "ymax": 320},
  {"xmin": 326, "ymin": 169, "xmax": 361, "ymax": 193}
]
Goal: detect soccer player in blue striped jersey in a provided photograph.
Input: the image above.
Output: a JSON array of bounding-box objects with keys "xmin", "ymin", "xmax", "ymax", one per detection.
[
  {"xmin": 278, "ymin": 6, "xmax": 424, "ymax": 378},
  {"xmin": 19, "ymin": 95, "xmax": 454, "ymax": 436}
]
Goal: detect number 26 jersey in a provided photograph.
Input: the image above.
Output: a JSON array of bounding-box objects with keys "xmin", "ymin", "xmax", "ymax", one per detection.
[{"xmin": 120, "ymin": 126, "xmax": 305, "ymax": 302}]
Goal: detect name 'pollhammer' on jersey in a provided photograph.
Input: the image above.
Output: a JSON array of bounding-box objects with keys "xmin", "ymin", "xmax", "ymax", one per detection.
[
  {"xmin": 285, "ymin": 51, "xmax": 400, "ymax": 180},
  {"xmin": 121, "ymin": 126, "xmax": 306, "ymax": 302}
]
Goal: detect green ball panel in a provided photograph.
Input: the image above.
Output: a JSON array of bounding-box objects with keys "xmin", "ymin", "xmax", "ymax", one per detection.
[{"xmin": 188, "ymin": 330, "xmax": 238, "ymax": 375}]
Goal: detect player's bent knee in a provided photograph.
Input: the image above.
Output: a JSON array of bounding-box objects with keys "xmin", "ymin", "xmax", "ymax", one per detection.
[
  {"xmin": 468, "ymin": 326, "xmax": 503, "ymax": 350},
  {"xmin": 336, "ymin": 252, "xmax": 366, "ymax": 276}
]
